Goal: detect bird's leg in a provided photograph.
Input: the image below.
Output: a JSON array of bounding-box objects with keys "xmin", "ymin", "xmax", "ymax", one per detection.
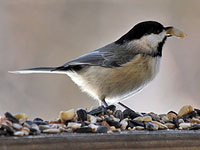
[
  {"xmin": 118, "ymin": 102, "xmax": 131, "ymax": 110},
  {"xmin": 102, "ymin": 99, "xmax": 108, "ymax": 107}
]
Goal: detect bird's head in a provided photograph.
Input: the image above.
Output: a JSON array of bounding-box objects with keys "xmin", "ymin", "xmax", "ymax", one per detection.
[{"xmin": 115, "ymin": 21, "xmax": 185, "ymax": 56}]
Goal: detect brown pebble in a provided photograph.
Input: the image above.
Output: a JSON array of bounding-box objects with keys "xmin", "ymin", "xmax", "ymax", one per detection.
[
  {"xmin": 167, "ymin": 112, "xmax": 177, "ymax": 121},
  {"xmin": 178, "ymin": 105, "xmax": 194, "ymax": 118}
]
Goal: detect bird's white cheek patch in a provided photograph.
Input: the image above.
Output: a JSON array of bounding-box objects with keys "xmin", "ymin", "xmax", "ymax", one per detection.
[{"xmin": 127, "ymin": 31, "xmax": 166, "ymax": 52}]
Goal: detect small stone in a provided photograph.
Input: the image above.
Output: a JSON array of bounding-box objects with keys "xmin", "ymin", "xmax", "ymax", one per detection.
[
  {"xmin": 114, "ymin": 110, "xmax": 124, "ymax": 120},
  {"xmin": 96, "ymin": 126, "xmax": 109, "ymax": 133},
  {"xmin": 135, "ymin": 126, "xmax": 144, "ymax": 130},
  {"xmin": 1, "ymin": 124, "xmax": 14, "ymax": 135},
  {"xmin": 165, "ymin": 123, "xmax": 175, "ymax": 129},
  {"xmin": 67, "ymin": 122, "xmax": 82, "ymax": 131},
  {"xmin": 191, "ymin": 117, "xmax": 200, "ymax": 124},
  {"xmin": 88, "ymin": 106, "xmax": 107, "ymax": 116},
  {"xmin": 29, "ymin": 128, "xmax": 39, "ymax": 135},
  {"xmin": 59, "ymin": 109, "xmax": 76, "ymax": 122},
  {"xmin": 179, "ymin": 123, "xmax": 192, "ymax": 129},
  {"xmin": 129, "ymin": 120, "xmax": 144, "ymax": 127},
  {"xmin": 133, "ymin": 116, "xmax": 143, "ymax": 122},
  {"xmin": 173, "ymin": 117, "xmax": 179, "ymax": 128},
  {"xmin": 15, "ymin": 113, "xmax": 28, "ymax": 121},
  {"xmin": 143, "ymin": 116, "xmax": 152, "ymax": 122},
  {"xmin": 161, "ymin": 116, "xmax": 169, "ymax": 123},
  {"xmin": 76, "ymin": 127, "xmax": 93, "ymax": 133},
  {"xmin": 151, "ymin": 121, "xmax": 168, "ymax": 130},
  {"xmin": 88, "ymin": 115, "xmax": 97, "ymax": 124},
  {"xmin": 88, "ymin": 124, "xmax": 99, "ymax": 132},
  {"xmin": 31, "ymin": 124, "xmax": 40, "ymax": 133},
  {"xmin": 33, "ymin": 118, "xmax": 48, "ymax": 125},
  {"xmin": 123, "ymin": 108, "xmax": 141, "ymax": 119},
  {"xmin": 189, "ymin": 124, "xmax": 200, "ymax": 130},
  {"xmin": 5, "ymin": 112, "xmax": 19, "ymax": 123},
  {"xmin": 178, "ymin": 105, "xmax": 194, "ymax": 118},
  {"xmin": 39, "ymin": 125, "xmax": 50, "ymax": 130},
  {"xmin": 178, "ymin": 119, "xmax": 184, "ymax": 124},
  {"xmin": 104, "ymin": 118, "xmax": 120, "ymax": 128},
  {"xmin": 106, "ymin": 105, "xmax": 116, "ymax": 112},
  {"xmin": 77, "ymin": 109, "xmax": 87, "ymax": 122},
  {"xmin": 120, "ymin": 119, "xmax": 128, "ymax": 130},
  {"xmin": 167, "ymin": 111, "xmax": 177, "ymax": 121},
  {"xmin": 194, "ymin": 108, "xmax": 200, "ymax": 116},
  {"xmin": 43, "ymin": 128, "xmax": 60, "ymax": 134},
  {"xmin": 148, "ymin": 113, "xmax": 160, "ymax": 121},
  {"xmin": 146, "ymin": 122, "xmax": 158, "ymax": 131},
  {"xmin": 102, "ymin": 121, "xmax": 110, "ymax": 129},
  {"xmin": 14, "ymin": 131, "xmax": 24, "ymax": 136},
  {"xmin": 22, "ymin": 127, "xmax": 30, "ymax": 136},
  {"xmin": 12, "ymin": 123, "xmax": 23, "ymax": 130}
]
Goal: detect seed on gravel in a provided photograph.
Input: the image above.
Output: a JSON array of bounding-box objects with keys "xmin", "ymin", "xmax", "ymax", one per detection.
[
  {"xmin": 179, "ymin": 123, "xmax": 192, "ymax": 129},
  {"xmin": 167, "ymin": 111, "xmax": 177, "ymax": 121},
  {"xmin": 146, "ymin": 122, "xmax": 158, "ymax": 131},
  {"xmin": 123, "ymin": 108, "xmax": 141, "ymax": 119},
  {"xmin": 43, "ymin": 128, "xmax": 60, "ymax": 134},
  {"xmin": 15, "ymin": 113, "xmax": 28, "ymax": 121},
  {"xmin": 96, "ymin": 126, "xmax": 109, "ymax": 133},
  {"xmin": 14, "ymin": 131, "xmax": 24, "ymax": 136},
  {"xmin": 143, "ymin": 116, "xmax": 152, "ymax": 122},
  {"xmin": 77, "ymin": 109, "xmax": 87, "ymax": 122},
  {"xmin": 165, "ymin": 123, "xmax": 175, "ymax": 129},
  {"xmin": 120, "ymin": 119, "xmax": 128, "ymax": 130},
  {"xmin": 39, "ymin": 125, "xmax": 50, "ymax": 130},
  {"xmin": 12, "ymin": 123, "xmax": 23, "ymax": 130},
  {"xmin": 88, "ymin": 106, "xmax": 107, "ymax": 116},
  {"xmin": 5, "ymin": 112, "xmax": 19, "ymax": 123},
  {"xmin": 114, "ymin": 110, "xmax": 124, "ymax": 120},
  {"xmin": 76, "ymin": 127, "xmax": 93, "ymax": 133},
  {"xmin": 59, "ymin": 109, "xmax": 76, "ymax": 122},
  {"xmin": 106, "ymin": 105, "xmax": 116, "ymax": 112},
  {"xmin": 151, "ymin": 121, "xmax": 168, "ymax": 130},
  {"xmin": 189, "ymin": 124, "xmax": 200, "ymax": 130},
  {"xmin": 178, "ymin": 105, "xmax": 194, "ymax": 118},
  {"xmin": 135, "ymin": 126, "xmax": 145, "ymax": 130},
  {"xmin": 173, "ymin": 117, "xmax": 179, "ymax": 128}
]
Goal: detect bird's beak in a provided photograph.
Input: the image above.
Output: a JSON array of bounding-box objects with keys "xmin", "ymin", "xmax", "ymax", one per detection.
[{"xmin": 165, "ymin": 26, "xmax": 185, "ymax": 38}]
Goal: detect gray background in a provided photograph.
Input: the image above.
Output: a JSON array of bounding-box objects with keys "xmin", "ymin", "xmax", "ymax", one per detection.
[{"xmin": 0, "ymin": 0, "xmax": 200, "ymax": 120}]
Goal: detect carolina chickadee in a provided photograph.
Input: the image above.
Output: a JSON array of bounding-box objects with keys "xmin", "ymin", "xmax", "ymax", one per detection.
[{"xmin": 10, "ymin": 21, "xmax": 185, "ymax": 107}]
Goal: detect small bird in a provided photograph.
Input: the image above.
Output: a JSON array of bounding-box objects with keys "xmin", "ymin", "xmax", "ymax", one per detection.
[{"xmin": 10, "ymin": 21, "xmax": 185, "ymax": 107}]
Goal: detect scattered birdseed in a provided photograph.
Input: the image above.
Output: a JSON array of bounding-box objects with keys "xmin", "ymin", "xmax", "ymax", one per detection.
[{"xmin": 0, "ymin": 105, "xmax": 200, "ymax": 136}]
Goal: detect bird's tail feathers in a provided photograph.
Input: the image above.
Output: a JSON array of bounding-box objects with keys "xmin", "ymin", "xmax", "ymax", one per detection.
[{"xmin": 8, "ymin": 67, "xmax": 67, "ymax": 74}]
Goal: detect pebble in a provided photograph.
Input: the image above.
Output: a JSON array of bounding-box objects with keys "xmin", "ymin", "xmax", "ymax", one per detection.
[
  {"xmin": 14, "ymin": 131, "xmax": 25, "ymax": 136},
  {"xmin": 77, "ymin": 109, "xmax": 87, "ymax": 122},
  {"xmin": 167, "ymin": 111, "xmax": 177, "ymax": 121},
  {"xmin": 59, "ymin": 109, "xmax": 76, "ymax": 122},
  {"xmin": 135, "ymin": 126, "xmax": 144, "ymax": 130},
  {"xmin": 178, "ymin": 105, "xmax": 194, "ymax": 118},
  {"xmin": 189, "ymin": 124, "xmax": 200, "ymax": 130},
  {"xmin": 76, "ymin": 127, "xmax": 93, "ymax": 133},
  {"xmin": 114, "ymin": 110, "xmax": 124, "ymax": 120},
  {"xmin": 143, "ymin": 116, "xmax": 152, "ymax": 122},
  {"xmin": 146, "ymin": 122, "xmax": 158, "ymax": 131},
  {"xmin": 123, "ymin": 108, "xmax": 141, "ymax": 119},
  {"xmin": 5, "ymin": 112, "xmax": 19, "ymax": 123},
  {"xmin": 96, "ymin": 126, "xmax": 109, "ymax": 133},
  {"xmin": 43, "ymin": 128, "xmax": 60, "ymax": 134},
  {"xmin": 120, "ymin": 119, "xmax": 128, "ymax": 130},
  {"xmin": 15, "ymin": 113, "xmax": 28, "ymax": 121},
  {"xmin": 179, "ymin": 123, "xmax": 192, "ymax": 129},
  {"xmin": 12, "ymin": 123, "xmax": 23, "ymax": 130},
  {"xmin": 165, "ymin": 123, "xmax": 175, "ymax": 129},
  {"xmin": 151, "ymin": 121, "xmax": 168, "ymax": 130}
]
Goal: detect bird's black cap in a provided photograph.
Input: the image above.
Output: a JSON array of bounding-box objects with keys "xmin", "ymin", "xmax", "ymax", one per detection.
[{"xmin": 115, "ymin": 21, "xmax": 164, "ymax": 45}]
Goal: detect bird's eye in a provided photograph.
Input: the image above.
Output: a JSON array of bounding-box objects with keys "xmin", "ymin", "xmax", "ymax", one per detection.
[{"xmin": 155, "ymin": 29, "xmax": 161, "ymax": 34}]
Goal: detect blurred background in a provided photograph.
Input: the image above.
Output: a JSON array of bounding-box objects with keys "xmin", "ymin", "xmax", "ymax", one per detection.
[{"xmin": 0, "ymin": 0, "xmax": 200, "ymax": 120}]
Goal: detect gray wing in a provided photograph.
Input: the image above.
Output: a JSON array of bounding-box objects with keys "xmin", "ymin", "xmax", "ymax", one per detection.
[{"xmin": 56, "ymin": 43, "xmax": 138, "ymax": 70}]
